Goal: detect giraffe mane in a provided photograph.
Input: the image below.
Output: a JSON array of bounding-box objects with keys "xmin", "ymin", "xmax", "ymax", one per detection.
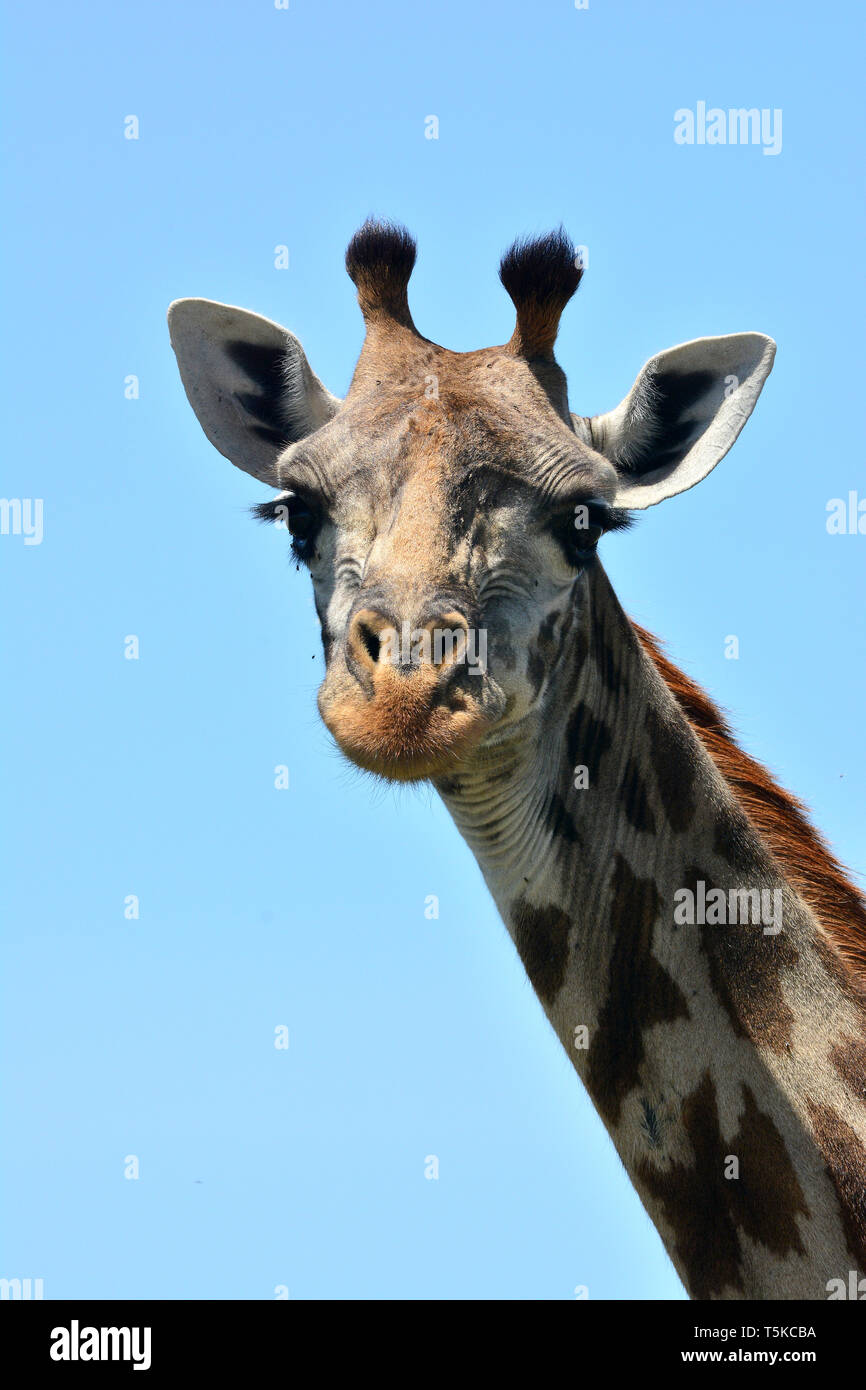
[{"xmin": 634, "ymin": 623, "xmax": 866, "ymax": 980}]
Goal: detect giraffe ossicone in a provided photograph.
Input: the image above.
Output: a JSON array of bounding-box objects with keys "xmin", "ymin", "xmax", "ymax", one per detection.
[{"xmin": 169, "ymin": 221, "xmax": 866, "ymax": 1300}]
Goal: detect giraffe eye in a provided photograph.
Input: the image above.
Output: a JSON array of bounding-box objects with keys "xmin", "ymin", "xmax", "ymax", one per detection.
[
  {"xmin": 252, "ymin": 491, "xmax": 322, "ymax": 563},
  {"xmin": 283, "ymin": 495, "xmax": 321, "ymax": 562},
  {"xmin": 550, "ymin": 513, "xmax": 605, "ymax": 567},
  {"xmin": 569, "ymin": 522, "xmax": 604, "ymax": 560},
  {"xmin": 285, "ymin": 497, "xmax": 317, "ymax": 540}
]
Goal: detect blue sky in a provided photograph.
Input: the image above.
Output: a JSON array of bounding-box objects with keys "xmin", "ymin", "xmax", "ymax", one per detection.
[{"xmin": 2, "ymin": 0, "xmax": 863, "ymax": 1299}]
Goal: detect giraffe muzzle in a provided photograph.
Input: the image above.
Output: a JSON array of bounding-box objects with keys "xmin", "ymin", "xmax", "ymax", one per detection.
[{"xmin": 319, "ymin": 605, "xmax": 504, "ymax": 780}]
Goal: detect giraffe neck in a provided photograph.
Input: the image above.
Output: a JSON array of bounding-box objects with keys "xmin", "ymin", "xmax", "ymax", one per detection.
[{"xmin": 437, "ymin": 567, "xmax": 866, "ymax": 1300}]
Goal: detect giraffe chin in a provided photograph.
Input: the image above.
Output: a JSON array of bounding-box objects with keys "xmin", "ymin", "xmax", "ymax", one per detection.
[{"xmin": 319, "ymin": 673, "xmax": 499, "ymax": 782}]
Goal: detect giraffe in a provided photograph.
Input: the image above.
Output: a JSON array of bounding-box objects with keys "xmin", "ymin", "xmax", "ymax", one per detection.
[{"xmin": 168, "ymin": 221, "xmax": 866, "ymax": 1300}]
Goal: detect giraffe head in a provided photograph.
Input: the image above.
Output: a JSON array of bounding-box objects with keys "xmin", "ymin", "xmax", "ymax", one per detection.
[{"xmin": 169, "ymin": 222, "xmax": 774, "ymax": 781}]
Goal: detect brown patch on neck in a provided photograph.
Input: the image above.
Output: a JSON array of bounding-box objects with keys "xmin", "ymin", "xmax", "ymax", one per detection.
[
  {"xmin": 805, "ymin": 1100, "xmax": 866, "ymax": 1272},
  {"xmin": 831, "ymin": 1036, "xmax": 866, "ymax": 1104},
  {"xmin": 510, "ymin": 900, "xmax": 573, "ymax": 1007},
  {"xmin": 680, "ymin": 866, "xmax": 800, "ymax": 1054},
  {"xmin": 638, "ymin": 1071, "xmax": 809, "ymax": 1299},
  {"xmin": 635, "ymin": 624, "xmax": 866, "ymax": 982},
  {"xmin": 586, "ymin": 854, "xmax": 689, "ymax": 1126}
]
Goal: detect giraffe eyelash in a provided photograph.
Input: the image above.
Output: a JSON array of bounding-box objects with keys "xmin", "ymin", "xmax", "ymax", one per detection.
[
  {"xmin": 250, "ymin": 491, "xmax": 323, "ymax": 564},
  {"xmin": 553, "ymin": 497, "xmax": 633, "ymax": 544},
  {"xmin": 569, "ymin": 500, "xmax": 634, "ymax": 534},
  {"xmin": 548, "ymin": 500, "xmax": 633, "ymax": 566}
]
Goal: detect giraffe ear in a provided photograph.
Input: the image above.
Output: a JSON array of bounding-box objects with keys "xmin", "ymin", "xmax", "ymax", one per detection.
[
  {"xmin": 167, "ymin": 298, "xmax": 342, "ymax": 484},
  {"xmin": 580, "ymin": 333, "xmax": 776, "ymax": 510}
]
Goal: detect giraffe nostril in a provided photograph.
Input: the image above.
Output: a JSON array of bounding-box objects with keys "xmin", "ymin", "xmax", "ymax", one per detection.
[
  {"xmin": 358, "ymin": 620, "xmax": 381, "ymax": 666},
  {"xmin": 425, "ymin": 611, "xmax": 471, "ymax": 672},
  {"xmin": 347, "ymin": 607, "xmax": 394, "ymax": 680},
  {"xmin": 347, "ymin": 604, "xmax": 477, "ymax": 685}
]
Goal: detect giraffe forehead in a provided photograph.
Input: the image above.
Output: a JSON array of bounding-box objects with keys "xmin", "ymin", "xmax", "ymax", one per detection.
[
  {"xmin": 347, "ymin": 336, "xmax": 567, "ymax": 409},
  {"xmin": 279, "ymin": 370, "xmax": 613, "ymax": 518}
]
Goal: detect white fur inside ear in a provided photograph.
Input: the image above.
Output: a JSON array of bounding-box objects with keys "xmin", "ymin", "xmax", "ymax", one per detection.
[
  {"xmin": 167, "ymin": 298, "xmax": 341, "ymax": 484},
  {"xmin": 601, "ymin": 333, "xmax": 776, "ymax": 510}
]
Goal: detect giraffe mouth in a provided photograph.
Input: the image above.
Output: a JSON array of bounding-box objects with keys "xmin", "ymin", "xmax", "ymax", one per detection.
[{"xmin": 318, "ymin": 665, "xmax": 506, "ymax": 781}]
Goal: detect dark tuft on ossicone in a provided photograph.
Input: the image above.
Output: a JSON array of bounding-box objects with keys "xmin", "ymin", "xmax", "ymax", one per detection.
[
  {"xmin": 499, "ymin": 228, "xmax": 583, "ymax": 359},
  {"xmin": 345, "ymin": 219, "xmax": 417, "ymax": 326},
  {"xmin": 499, "ymin": 228, "xmax": 583, "ymax": 309}
]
